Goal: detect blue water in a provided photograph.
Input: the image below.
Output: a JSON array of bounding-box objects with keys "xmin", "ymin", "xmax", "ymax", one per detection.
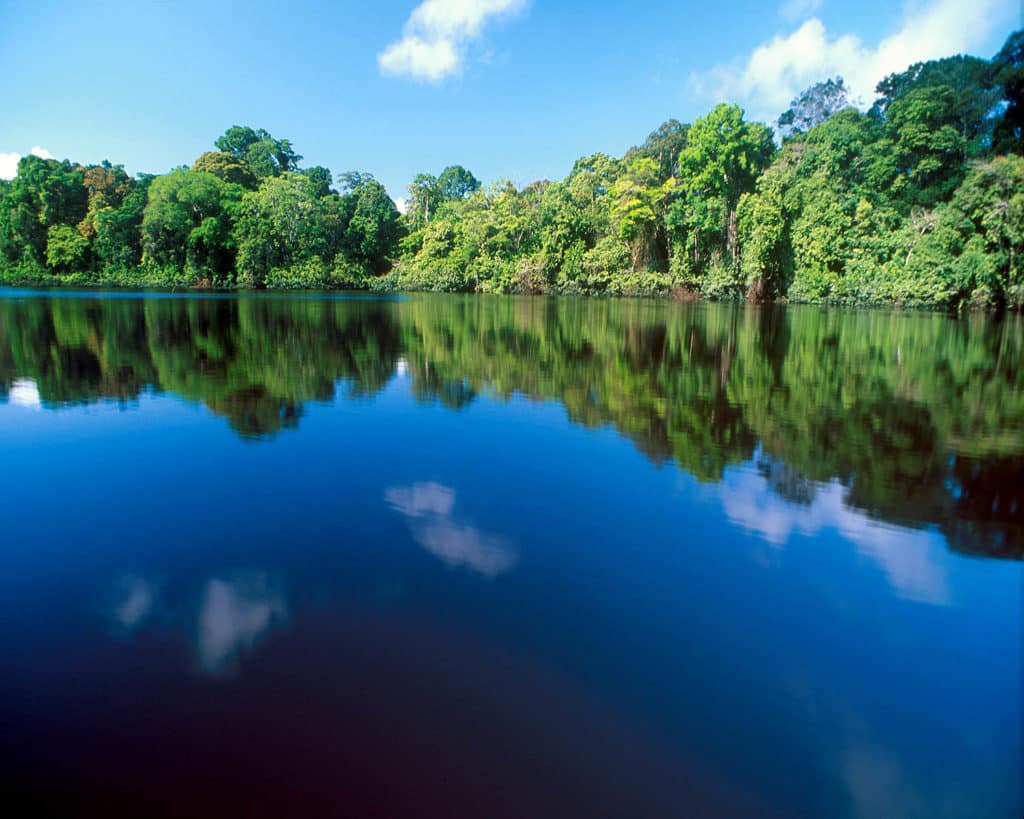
[{"xmin": 0, "ymin": 290, "xmax": 1020, "ymax": 817}]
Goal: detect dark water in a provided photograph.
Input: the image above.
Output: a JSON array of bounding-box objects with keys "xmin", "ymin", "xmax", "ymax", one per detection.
[{"xmin": 0, "ymin": 289, "xmax": 1021, "ymax": 818}]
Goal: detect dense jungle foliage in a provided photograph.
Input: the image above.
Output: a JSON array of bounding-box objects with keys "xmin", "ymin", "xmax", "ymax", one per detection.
[{"xmin": 2, "ymin": 32, "xmax": 1023, "ymax": 308}]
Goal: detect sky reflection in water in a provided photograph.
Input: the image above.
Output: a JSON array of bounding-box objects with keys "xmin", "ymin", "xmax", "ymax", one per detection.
[{"xmin": 0, "ymin": 291, "xmax": 1019, "ymax": 817}]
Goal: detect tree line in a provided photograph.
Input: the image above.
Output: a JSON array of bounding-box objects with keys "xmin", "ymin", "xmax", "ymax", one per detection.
[{"xmin": 1, "ymin": 31, "xmax": 1022, "ymax": 308}]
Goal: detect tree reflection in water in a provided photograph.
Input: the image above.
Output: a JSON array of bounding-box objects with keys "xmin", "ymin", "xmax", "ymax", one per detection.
[{"xmin": 1, "ymin": 292, "xmax": 1021, "ymax": 558}]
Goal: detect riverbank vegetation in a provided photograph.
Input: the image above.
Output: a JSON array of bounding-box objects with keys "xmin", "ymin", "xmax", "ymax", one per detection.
[{"xmin": 1, "ymin": 32, "xmax": 1022, "ymax": 309}]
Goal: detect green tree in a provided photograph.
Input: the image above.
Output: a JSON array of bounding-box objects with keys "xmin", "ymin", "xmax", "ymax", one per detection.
[
  {"xmin": 93, "ymin": 174, "xmax": 154, "ymax": 270},
  {"xmin": 214, "ymin": 126, "xmax": 302, "ymax": 178},
  {"xmin": 940, "ymin": 155, "xmax": 1024, "ymax": 307},
  {"xmin": 301, "ymin": 166, "xmax": 334, "ymax": 197},
  {"xmin": 234, "ymin": 173, "xmax": 334, "ymax": 285},
  {"xmin": 45, "ymin": 224, "xmax": 89, "ymax": 271},
  {"xmin": 886, "ymin": 86, "xmax": 966, "ymax": 207},
  {"xmin": 739, "ymin": 109, "xmax": 902, "ymax": 304},
  {"xmin": 336, "ymin": 171, "xmax": 375, "ymax": 194},
  {"xmin": 671, "ymin": 104, "xmax": 775, "ymax": 292},
  {"xmin": 609, "ymin": 156, "xmax": 674, "ymax": 271},
  {"xmin": 872, "ymin": 55, "xmax": 999, "ymax": 157},
  {"xmin": 992, "ymin": 30, "xmax": 1024, "ymax": 155},
  {"xmin": 0, "ymin": 155, "xmax": 87, "ymax": 267},
  {"xmin": 628, "ymin": 119, "xmax": 689, "ymax": 181},
  {"xmin": 407, "ymin": 173, "xmax": 441, "ymax": 226},
  {"xmin": 77, "ymin": 161, "xmax": 134, "ymax": 256},
  {"xmin": 342, "ymin": 179, "xmax": 403, "ymax": 274},
  {"xmin": 141, "ymin": 169, "xmax": 242, "ymax": 279},
  {"xmin": 192, "ymin": 151, "xmax": 258, "ymax": 189},
  {"xmin": 437, "ymin": 165, "xmax": 481, "ymax": 200}
]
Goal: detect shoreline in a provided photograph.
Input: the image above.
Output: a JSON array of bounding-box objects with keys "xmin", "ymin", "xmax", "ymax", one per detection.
[{"xmin": 0, "ymin": 276, "xmax": 1013, "ymax": 314}]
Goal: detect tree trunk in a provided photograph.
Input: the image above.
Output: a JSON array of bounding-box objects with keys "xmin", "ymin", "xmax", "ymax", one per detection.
[{"xmin": 726, "ymin": 208, "xmax": 738, "ymax": 266}]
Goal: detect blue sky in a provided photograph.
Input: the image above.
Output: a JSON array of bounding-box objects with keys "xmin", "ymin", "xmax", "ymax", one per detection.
[{"xmin": 1, "ymin": 0, "xmax": 1019, "ymax": 202}]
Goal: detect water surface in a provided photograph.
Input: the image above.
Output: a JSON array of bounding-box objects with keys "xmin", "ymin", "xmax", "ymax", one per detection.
[{"xmin": 0, "ymin": 291, "xmax": 1020, "ymax": 817}]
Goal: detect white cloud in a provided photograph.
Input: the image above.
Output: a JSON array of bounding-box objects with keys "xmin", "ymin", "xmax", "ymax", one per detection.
[
  {"xmin": 692, "ymin": 0, "xmax": 1016, "ymax": 123},
  {"xmin": 0, "ymin": 146, "xmax": 56, "ymax": 179},
  {"xmin": 779, "ymin": 0, "xmax": 821, "ymax": 22},
  {"xmin": 0, "ymin": 153, "xmax": 19, "ymax": 180},
  {"xmin": 378, "ymin": 0, "xmax": 527, "ymax": 82},
  {"xmin": 386, "ymin": 482, "xmax": 517, "ymax": 577},
  {"xmin": 380, "ymin": 36, "xmax": 459, "ymax": 82}
]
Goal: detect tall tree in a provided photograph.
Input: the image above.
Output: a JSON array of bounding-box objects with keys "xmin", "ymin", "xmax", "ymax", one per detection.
[
  {"xmin": 0, "ymin": 155, "xmax": 87, "ymax": 266},
  {"xmin": 93, "ymin": 174, "xmax": 153, "ymax": 269},
  {"xmin": 77, "ymin": 161, "xmax": 134, "ymax": 245},
  {"xmin": 342, "ymin": 179, "xmax": 403, "ymax": 274},
  {"xmin": 672, "ymin": 104, "xmax": 775, "ymax": 283},
  {"xmin": 336, "ymin": 171, "xmax": 375, "ymax": 194},
  {"xmin": 871, "ymin": 56, "xmax": 999, "ymax": 157},
  {"xmin": 233, "ymin": 172, "xmax": 342, "ymax": 285},
  {"xmin": 610, "ymin": 157, "xmax": 674, "ymax": 271},
  {"xmin": 406, "ymin": 173, "xmax": 441, "ymax": 227},
  {"xmin": 141, "ymin": 169, "xmax": 242, "ymax": 278},
  {"xmin": 192, "ymin": 151, "xmax": 258, "ymax": 189},
  {"xmin": 886, "ymin": 86, "xmax": 966, "ymax": 207},
  {"xmin": 628, "ymin": 119, "xmax": 689, "ymax": 181},
  {"xmin": 778, "ymin": 77, "xmax": 853, "ymax": 139},
  {"xmin": 437, "ymin": 165, "xmax": 481, "ymax": 200},
  {"xmin": 301, "ymin": 166, "xmax": 334, "ymax": 197},
  {"xmin": 214, "ymin": 126, "xmax": 302, "ymax": 178},
  {"xmin": 992, "ymin": 30, "xmax": 1024, "ymax": 155}
]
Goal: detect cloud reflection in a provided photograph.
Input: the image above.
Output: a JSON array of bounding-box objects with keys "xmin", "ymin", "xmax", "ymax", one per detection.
[
  {"xmin": 717, "ymin": 467, "xmax": 950, "ymax": 605},
  {"xmin": 386, "ymin": 482, "xmax": 517, "ymax": 578},
  {"xmin": 108, "ymin": 571, "xmax": 287, "ymax": 675},
  {"xmin": 8, "ymin": 378, "xmax": 41, "ymax": 409},
  {"xmin": 111, "ymin": 575, "xmax": 159, "ymax": 629},
  {"xmin": 196, "ymin": 574, "xmax": 287, "ymax": 674},
  {"xmin": 839, "ymin": 737, "xmax": 975, "ymax": 819},
  {"xmin": 385, "ymin": 481, "xmax": 455, "ymax": 518}
]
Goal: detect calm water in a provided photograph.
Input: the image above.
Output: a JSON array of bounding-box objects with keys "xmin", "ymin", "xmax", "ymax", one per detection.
[{"xmin": 0, "ymin": 289, "xmax": 1021, "ymax": 817}]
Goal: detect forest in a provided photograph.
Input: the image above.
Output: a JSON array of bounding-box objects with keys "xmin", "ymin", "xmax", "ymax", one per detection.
[{"xmin": 1, "ymin": 31, "xmax": 1022, "ymax": 309}]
